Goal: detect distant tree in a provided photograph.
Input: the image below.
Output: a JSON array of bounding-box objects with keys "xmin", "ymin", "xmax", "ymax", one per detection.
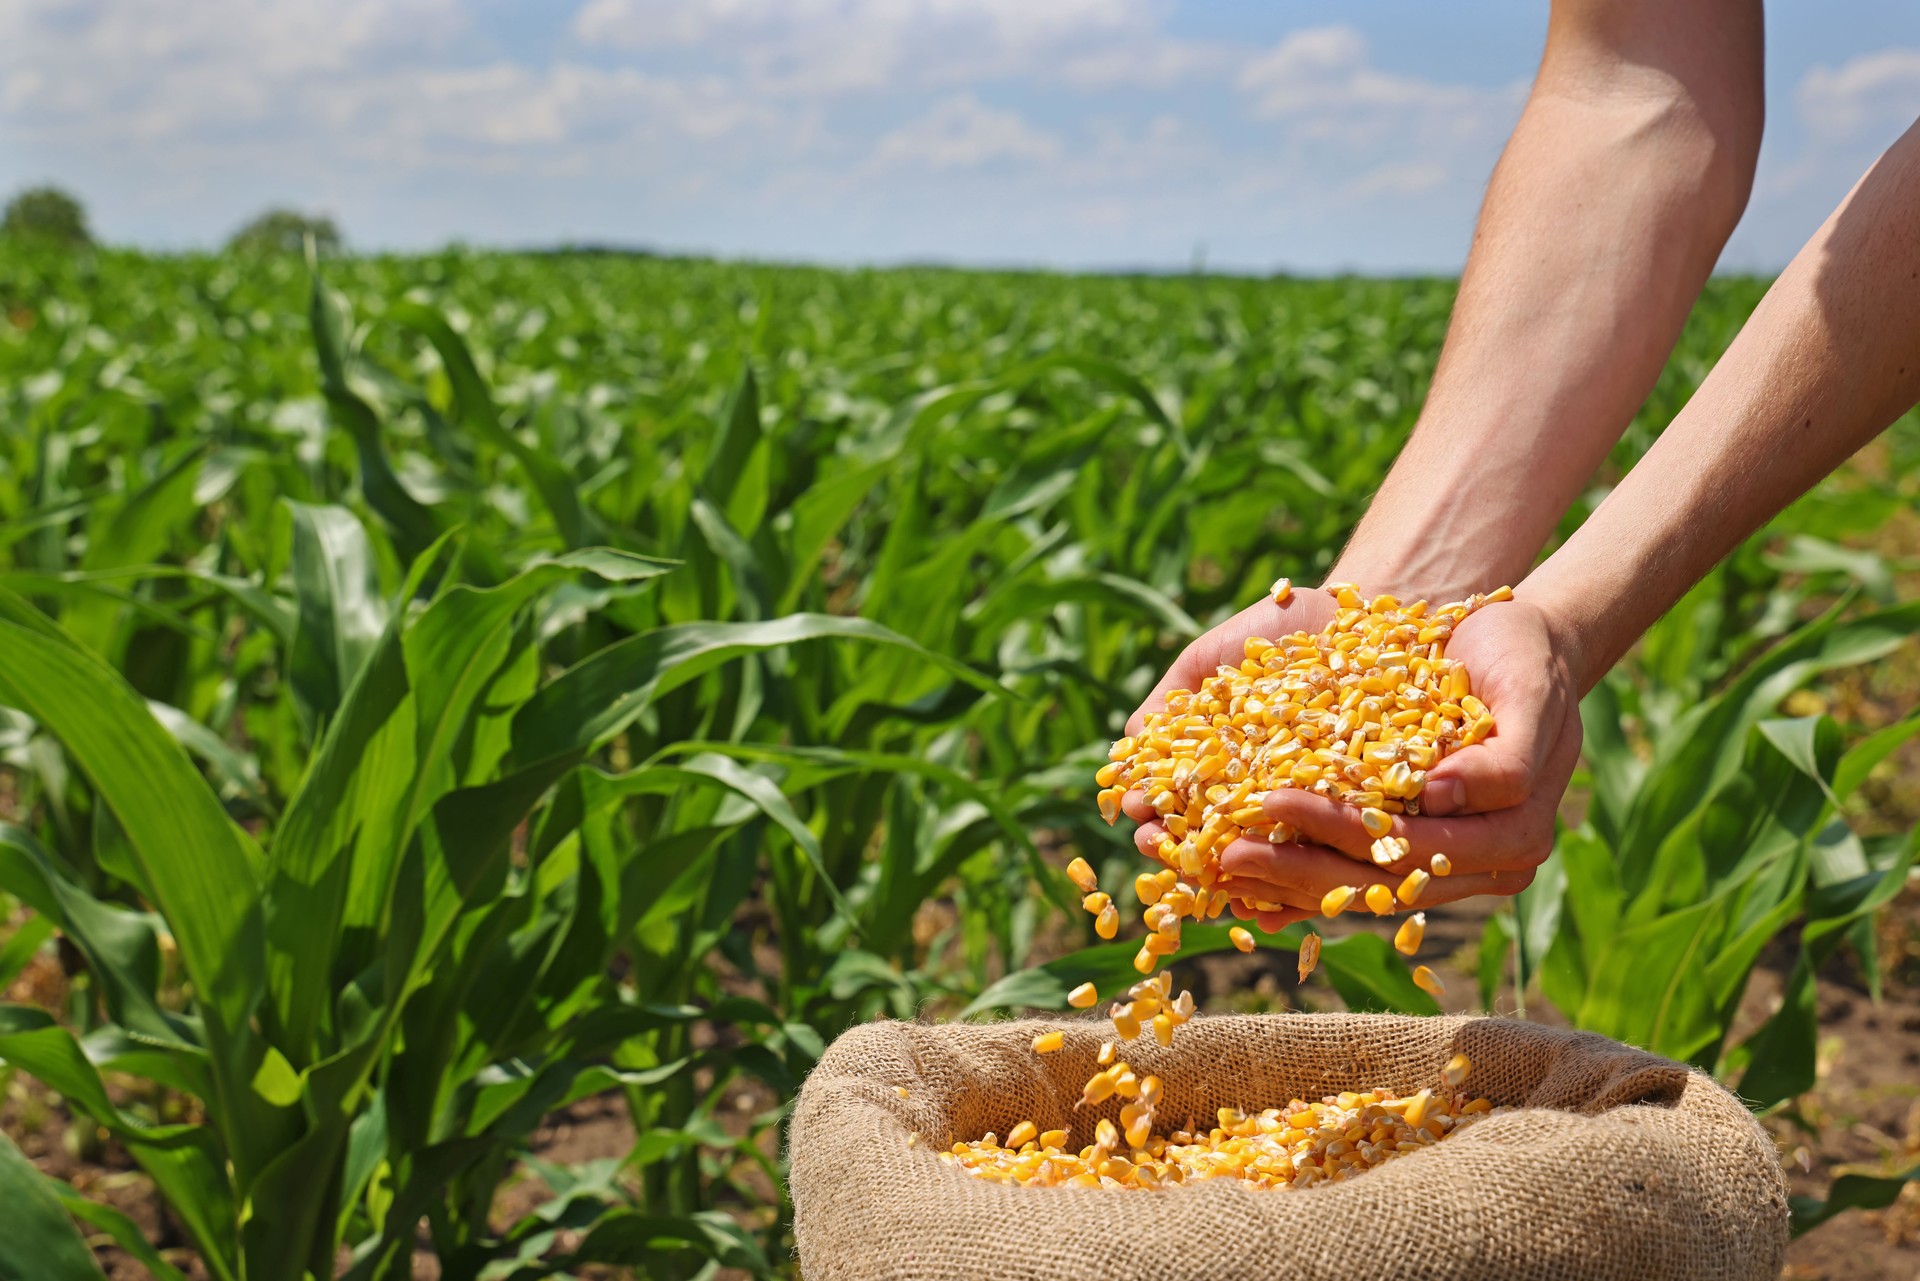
[
  {"xmin": 2, "ymin": 186, "xmax": 92, "ymax": 247},
  {"xmin": 228, "ymin": 208, "xmax": 342, "ymax": 256}
]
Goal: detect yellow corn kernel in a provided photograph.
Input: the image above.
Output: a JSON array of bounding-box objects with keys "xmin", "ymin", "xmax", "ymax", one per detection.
[
  {"xmin": 1095, "ymin": 1118, "xmax": 1120, "ymax": 1150},
  {"xmin": 1096, "ymin": 787, "xmax": 1123, "ymax": 824},
  {"xmin": 1133, "ymin": 946, "xmax": 1158, "ymax": 975},
  {"xmin": 1151, "ymin": 1012, "xmax": 1175, "ymax": 1046},
  {"xmin": 1032, "ymin": 1030, "xmax": 1065, "ymax": 1054},
  {"xmin": 1068, "ymin": 981, "xmax": 1099, "ymax": 1009},
  {"xmin": 1430, "ymin": 852, "xmax": 1453, "ymax": 877},
  {"xmin": 1443, "ymin": 1053, "xmax": 1472, "ymax": 1087},
  {"xmin": 1405, "ymin": 1088, "xmax": 1432, "ymax": 1128},
  {"xmin": 1334, "ymin": 585, "xmax": 1363, "ymax": 610},
  {"xmin": 1397, "ymin": 868, "xmax": 1430, "ymax": 905},
  {"xmin": 1394, "ymin": 911, "xmax": 1426, "ymax": 955},
  {"xmin": 1111, "ymin": 1005, "xmax": 1142, "ymax": 1041},
  {"xmin": 1066, "ymin": 857, "xmax": 1099, "ymax": 893},
  {"xmin": 1230, "ymin": 926, "xmax": 1255, "ymax": 953},
  {"xmin": 1095, "ymin": 903, "xmax": 1120, "ymax": 940},
  {"xmin": 1365, "ymin": 883, "xmax": 1395, "ymax": 915},
  {"xmin": 1296, "ymin": 931, "xmax": 1322, "ymax": 982},
  {"xmin": 1097, "ymin": 1040, "xmax": 1117, "ymax": 1067},
  {"xmin": 1321, "ymin": 885, "xmax": 1356, "ymax": 917},
  {"xmin": 1081, "ymin": 1072, "xmax": 1116, "ymax": 1106},
  {"xmin": 1095, "ymin": 761, "xmax": 1124, "ymax": 788},
  {"xmin": 1139, "ymin": 1074, "xmax": 1164, "ymax": 1107},
  {"xmin": 1082, "ymin": 891, "xmax": 1112, "ymax": 915},
  {"xmin": 1006, "ymin": 1120, "xmax": 1038, "ymax": 1149},
  {"xmin": 1411, "ymin": 965, "xmax": 1445, "ymax": 998},
  {"xmin": 1110, "ymin": 1066, "xmax": 1139, "ymax": 1097},
  {"xmin": 1271, "ymin": 576, "xmax": 1292, "ymax": 605},
  {"xmin": 1135, "ymin": 872, "xmax": 1165, "ymax": 906},
  {"xmin": 1039, "ymin": 1127, "xmax": 1069, "ymax": 1150},
  {"xmin": 1360, "ymin": 806, "xmax": 1392, "ymax": 838}
]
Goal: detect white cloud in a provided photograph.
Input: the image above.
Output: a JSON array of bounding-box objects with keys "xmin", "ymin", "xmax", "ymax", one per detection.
[
  {"xmin": 1797, "ymin": 48, "xmax": 1920, "ymax": 141},
  {"xmin": 1234, "ymin": 26, "xmax": 1523, "ymax": 196},
  {"xmin": 873, "ymin": 94, "xmax": 1060, "ymax": 169},
  {"xmin": 570, "ymin": 0, "xmax": 1218, "ymax": 95}
]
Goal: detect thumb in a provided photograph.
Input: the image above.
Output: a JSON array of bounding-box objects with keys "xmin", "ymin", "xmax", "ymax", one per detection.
[{"xmin": 1421, "ymin": 697, "xmax": 1557, "ymax": 816}]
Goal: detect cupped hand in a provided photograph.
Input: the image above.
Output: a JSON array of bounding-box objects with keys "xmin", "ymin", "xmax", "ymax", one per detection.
[{"xmin": 1219, "ymin": 696, "xmax": 1582, "ymax": 918}]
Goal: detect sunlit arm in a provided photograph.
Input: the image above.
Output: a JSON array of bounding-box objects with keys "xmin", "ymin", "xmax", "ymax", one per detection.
[
  {"xmin": 1525, "ymin": 117, "xmax": 1920, "ymax": 689},
  {"xmin": 1333, "ymin": 0, "xmax": 1764, "ymax": 600}
]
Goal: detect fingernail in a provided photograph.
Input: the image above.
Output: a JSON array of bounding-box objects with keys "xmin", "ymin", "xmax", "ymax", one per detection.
[{"xmin": 1423, "ymin": 777, "xmax": 1464, "ymax": 816}]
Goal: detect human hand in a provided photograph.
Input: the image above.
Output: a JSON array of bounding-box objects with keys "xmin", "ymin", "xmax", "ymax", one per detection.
[
  {"xmin": 1224, "ymin": 596, "xmax": 1583, "ymax": 921},
  {"xmin": 1208, "ymin": 697, "xmax": 1581, "ymax": 927}
]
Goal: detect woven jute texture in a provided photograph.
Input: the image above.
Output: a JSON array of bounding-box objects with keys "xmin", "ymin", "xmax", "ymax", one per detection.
[{"xmin": 790, "ymin": 1013, "xmax": 1787, "ymax": 1281}]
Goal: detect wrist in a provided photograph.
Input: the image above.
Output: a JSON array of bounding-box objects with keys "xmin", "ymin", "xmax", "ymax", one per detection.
[{"xmin": 1514, "ymin": 570, "xmax": 1606, "ymax": 695}]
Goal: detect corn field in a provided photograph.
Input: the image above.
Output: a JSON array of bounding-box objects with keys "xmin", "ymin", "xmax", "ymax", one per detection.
[{"xmin": 1, "ymin": 245, "xmax": 1917, "ymax": 1278}]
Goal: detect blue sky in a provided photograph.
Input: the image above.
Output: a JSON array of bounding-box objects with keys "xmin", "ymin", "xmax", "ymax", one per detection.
[{"xmin": 3, "ymin": 1, "xmax": 1919, "ymax": 272}]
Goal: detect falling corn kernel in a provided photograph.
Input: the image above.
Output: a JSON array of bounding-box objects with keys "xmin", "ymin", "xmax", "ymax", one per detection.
[
  {"xmin": 1397, "ymin": 868, "xmax": 1430, "ymax": 906},
  {"xmin": 1083, "ymin": 891, "xmax": 1112, "ymax": 915},
  {"xmin": 1322, "ymin": 885, "xmax": 1356, "ymax": 917},
  {"xmin": 1394, "ymin": 912, "xmax": 1426, "ymax": 956},
  {"xmin": 1095, "ymin": 1118, "xmax": 1119, "ymax": 1150},
  {"xmin": 1442, "ymin": 1053, "xmax": 1472, "ymax": 1087},
  {"xmin": 1097, "ymin": 1040, "xmax": 1117, "ymax": 1067},
  {"xmin": 1095, "ymin": 904, "xmax": 1120, "ymax": 940},
  {"xmin": 1132, "ymin": 946, "xmax": 1157, "ymax": 975},
  {"xmin": 1066, "ymin": 857, "xmax": 1099, "ymax": 893},
  {"xmin": 1040, "ymin": 1128, "xmax": 1068, "ymax": 1150},
  {"xmin": 1151, "ymin": 1013, "xmax": 1175, "ymax": 1046},
  {"xmin": 1405, "ymin": 1088, "xmax": 1432, "ymax": 1128},
  {"xmin": 1006, "ymin": 1120, "xmax": 1038, "ymax": 1148},
  {"xmin": 1081, "ymin": 1073, "xmax": 1117, "ymax": 1106},
  {"xmin": 1365, "ymin": 883, "xmax": 1395, "ymax": 915},
  {"xmin": 1032, "ymin": 1030, "xmax": 1065, "ymax": 1054},
  {"xmin": 1411, "ymin": 965, "xmax": 1445, "ymax": 998},
  {"xmin": 1111, "ymin": 1005, "xmax": 1142, "ymax": 1041},
  {"xmin": 1135, "ymin": 872, "xmax": 1164, "ymax": 906},
  {"xmin": 1430, "ymin": 852, "xmax": 1453, "ymax": 877},
  {"xmin": 1297, "ymin": 931, "xmax": 1322, "ymax": 982},
  {"xmin": 1230, "ymin": 926, "xmax": 1255, "ymax": 953},
  {"xmin": 1271, "ymin": 576, "xmax": 1292, "ymax": 605},
  {"xmin": 1068, "ymin": 981, "xmax": 1099, "ymax": 1009}
]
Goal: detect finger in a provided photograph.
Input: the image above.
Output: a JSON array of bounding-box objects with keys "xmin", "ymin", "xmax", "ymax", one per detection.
[
  {"xmin": 1131, "ymin": 819, "xmax": 1170, "ymax": 862},
  {"xmin": 1263, "ymin": 789, "xmax": 1499, "ymax": 872},
  {"xmin": 1254, "ymin": 906, "xmax": 1313, "ymax": 933},
  {"xmin": 1121, "ymin": 787, "xmax": 1157, "ymax": 824},
  {"xmin": 1218, "ymin": 830, "xmax": 1537, "ymax": 907},
  {"xmin": 1211, "ymin": 875, "xmax": 1323, "ymax": 914}
]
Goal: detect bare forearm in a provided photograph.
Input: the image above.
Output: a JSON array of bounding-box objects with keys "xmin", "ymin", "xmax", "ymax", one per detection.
[
  {"xmin": 1527, "ymin": 121, "xmax": 1920, "ymax": 688},
  {"xmin": 1335, "ymin": 0, "xmax": 1762, "ymax": 598}
]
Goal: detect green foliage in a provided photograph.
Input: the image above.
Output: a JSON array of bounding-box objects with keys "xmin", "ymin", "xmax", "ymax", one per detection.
[
  {"xmin": 2, "ymin": 186, "xmax": 92, "ymax": 248},
  {"xmin": 0, "ymin": 243, "xmax": 1915, "ymax": 1273},
  {"xmin": 228, "ymin": 208, "xmax": 343, "ymax": 257}
]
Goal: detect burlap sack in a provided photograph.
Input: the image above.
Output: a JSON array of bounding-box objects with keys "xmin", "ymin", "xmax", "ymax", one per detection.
[{"xmin": 790, "ymin": 1014, "xmax": 1788, "ymax": 1280}]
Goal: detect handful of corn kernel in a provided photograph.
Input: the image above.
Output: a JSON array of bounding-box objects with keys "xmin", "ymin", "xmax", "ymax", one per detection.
[
  {"xmin": 944, "ymin": 1051, "xmax": 1496, "ymax": 1190},
  {"xmin": 1085, "ymin": 582, "xmax": 1510, "ymax": 991}
]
